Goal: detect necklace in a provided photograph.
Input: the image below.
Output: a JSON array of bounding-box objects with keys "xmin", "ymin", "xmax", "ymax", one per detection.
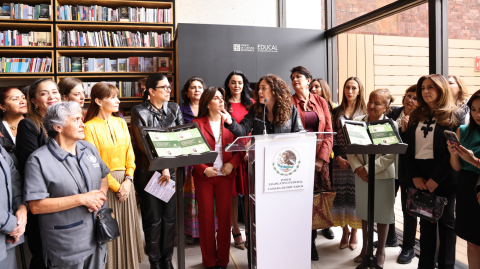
[
  {"xmin": 8, "ymin": 123, "xmax": 17, "ymax": 130},
  {"xmin": 216, "ymin": 122, "xmax": 222, "ymax": 144}
]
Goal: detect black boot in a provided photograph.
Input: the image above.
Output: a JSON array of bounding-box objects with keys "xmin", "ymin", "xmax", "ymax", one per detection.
[
  {"xmin": 150, "ymin": 260, "xmax": 162, "ymax": 269},
  {"xmin": 311, "ymin": 240, "xmax": 319, "ymax": 261},
  {"xmin": 161, "ymin": 259, "xmax": 174, "ymax": 269}
]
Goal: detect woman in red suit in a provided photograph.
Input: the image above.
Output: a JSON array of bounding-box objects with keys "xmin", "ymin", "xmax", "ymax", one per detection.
[{"xmin": 192, "ymin": 87, "xmax": 245, "ymax": 269}]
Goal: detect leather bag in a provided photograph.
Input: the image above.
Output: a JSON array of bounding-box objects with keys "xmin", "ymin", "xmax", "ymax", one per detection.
[
  {"xmin": 95, "ymin": 207, "xmax": 120, "ymax": 244},
  {"xmin": 312, "ymin": 191, "xmax": 336, "ymax": 230},
  {"xmin": 405, "ymin": 187, "xmax": 448, "ymax": 223}
]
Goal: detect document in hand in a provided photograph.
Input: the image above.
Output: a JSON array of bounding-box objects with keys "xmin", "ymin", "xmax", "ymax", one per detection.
[{"xmin": 144, "ymin": 171, "xmax": 176, "ymax": 203}]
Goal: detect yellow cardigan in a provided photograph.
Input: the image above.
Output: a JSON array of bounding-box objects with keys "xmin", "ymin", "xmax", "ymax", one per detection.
[{"xmin": 84, "ymin": 116, "xmax": 135, "ymax": 192}]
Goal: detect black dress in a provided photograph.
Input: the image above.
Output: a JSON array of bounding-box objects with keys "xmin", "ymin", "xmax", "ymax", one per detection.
[{"xmin": 455, "ymin": 125, "xmax": 480, "ymax": 246}]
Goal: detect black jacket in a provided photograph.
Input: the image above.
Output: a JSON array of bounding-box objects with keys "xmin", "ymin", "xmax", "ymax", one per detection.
[
  {"xmin": 15, "ymin": 118, "xmax": 47, "ymax": 174},
  {"xmin": 386, "ymin": 106, "xmax": 404, "ymax": 121},
  {"xmin": 225, "ymin": 105, "xmax": 304, "ymax": 136},
  {"xmin": 404, "ymin": 111, "xmax": 465, "ymax": 186},
  {"xmin": 130, "ymin": 101, "xmax": 184, "ymax": 175},
  {"xmin": 0, "ymin": 116, "xmax": 19, "ymax": 168}
]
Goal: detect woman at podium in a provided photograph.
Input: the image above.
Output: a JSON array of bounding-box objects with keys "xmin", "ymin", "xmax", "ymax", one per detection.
[
  {"xmin": 346, "ymin": 89, "xmax": 397, "ymax": 267},
  {"xmin": 220, "ymin": 74, "xmax": 304, "ymax": 135},
  {"xmin": 192, "ymin": 87, "xmax": 245, "ymax": 269},
  {"xmin": 130, "ymin": 73, "xmax": 184, "ymax": 269}
]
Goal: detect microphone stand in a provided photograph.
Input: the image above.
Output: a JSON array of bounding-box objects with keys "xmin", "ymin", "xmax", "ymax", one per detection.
[{"xmin": 263, "ymin": 99, "xmax": 268, "ymax": 135}]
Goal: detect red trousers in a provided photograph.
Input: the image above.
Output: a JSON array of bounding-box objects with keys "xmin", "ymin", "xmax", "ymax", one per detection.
[{"xmin": 194, "ymin": 175, "xmax": 234, "ymax": 267}]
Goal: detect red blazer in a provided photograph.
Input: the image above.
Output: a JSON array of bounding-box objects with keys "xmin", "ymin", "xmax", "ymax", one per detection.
[{"xmin": 192, "ymin": 116, "xmax": 245, "ymax": 179}]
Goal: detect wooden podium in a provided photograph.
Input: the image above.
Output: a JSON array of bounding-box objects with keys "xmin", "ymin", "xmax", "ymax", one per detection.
[{"xmin": 226, "ymin": 132, "xmax": 335, "ymax": 269}]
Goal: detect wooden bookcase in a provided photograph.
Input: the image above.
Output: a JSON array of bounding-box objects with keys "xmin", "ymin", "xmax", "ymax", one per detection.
[{"xmin": 0, "ymin": 0, "xmax": 177, "ymax": 123}]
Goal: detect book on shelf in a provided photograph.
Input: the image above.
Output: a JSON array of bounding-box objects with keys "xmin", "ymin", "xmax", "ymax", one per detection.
[
  {"xmin": 57, "ymin": 5, "xmax": 172, "ymax": 23},
  {"xmin": 82, "ymin": 81, "xmax": 140, "ymax": 98},
  {"xmin": 341, "ymin": 119, "xmax": 401, "ymax": 145},
  {"xmin": 0, "ymin": 3, "xmax": 51, "ymax": 20},
  {"xmin": 56, "ymin": 30, "xmax": 172, "ymax": 48},
  {"xmin": 0, "ymin": 31, "xmax": 51, "ymax": 46},
  {"xmin": 1, "ymin": 57, "xmax": 51, "ymax": 73},
  {"xmin": 58, "ymin": 56, "xmax": 171, "ymax": 73}
]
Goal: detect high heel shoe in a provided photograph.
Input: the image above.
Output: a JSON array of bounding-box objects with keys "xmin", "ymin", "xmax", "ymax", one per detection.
[
  {"xmin": 339, "ymin": 231, "xmax": 350, "ymax": 249},
  {"xmin": 231, "ymin": 230, "xmax": 245, "ymax": 250},
  {"xmin": 349, "ymin": 233, "xmax": 358, "ymax": 250},
  {"xmin": 376, "ymin": 253, "xmax": 386, "ymax": 268},
  {"xmin": 353, "ymin": 255, "xmax": 364, "ymax": 263}
]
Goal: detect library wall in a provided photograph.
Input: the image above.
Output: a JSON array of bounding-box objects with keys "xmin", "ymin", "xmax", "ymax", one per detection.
[
  {"xmin": 338, "ymin": 34, "xmax": 480, "ymax": 106},
  {"xmin": 176, "ymin": 0, "xmax": 278, "ymax": 27}
]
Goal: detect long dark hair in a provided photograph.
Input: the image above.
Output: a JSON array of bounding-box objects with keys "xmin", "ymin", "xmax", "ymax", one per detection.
[
  {"xmin": 181, "ymin": 76, "xmax": 206, "ymax": 105},
  {"xmin": 84, "ymin": 83, "xmax": 119, "ymax": 123},
  {"xmin": 409, "ymin": 74, "xmax": 457, "ymax": 128},
  {"xmin": 467, "ymin": 89, "xmax": 480, "ymax": 131},
  {"xmin": 332, "ymin": 77, "xmax": 367, "ymax": 130},
  {"xmin": 27, "ymin": 78, "xmax": 59, "ymax": 132},
  {"xmin": 224, "ymin": 70, "xmax": 253, "ymax": 111},
  {"xmin": 197, "ymin": 87, "xmax": 225, "ymax": 119},
  {"xmin": 144, "ymin": 73, "xmax": 168, "ymax": 102},
  {"xmin": 310, "ymin": 78, "xmax": 334, "ymax": 110}
]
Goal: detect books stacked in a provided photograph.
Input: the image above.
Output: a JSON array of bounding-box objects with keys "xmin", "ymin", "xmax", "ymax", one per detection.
[
  {"xmin": 83, "ymin": 81, "xmax": 141, "ymax": 98},
  {"xmin": 56, "ymin": 5, "xmax": 172, "ymax": 23},
  {"xmin": 58, "ymin": 56, "xmax": 172, "ymax": 73},
  {"xmin": 0, "ymin": 3, "xmax": 51, "ymax": 20},
  {"xmin": 1, "ymin": 57, "xmax": 52, "ymax": 73},
  {"xmin": 56, "ymin": 30, "xmax": 172, "ymax": 48},
  {"xmin": 0, "ymin": 30, "xmax": 51, "ymax": 46}
]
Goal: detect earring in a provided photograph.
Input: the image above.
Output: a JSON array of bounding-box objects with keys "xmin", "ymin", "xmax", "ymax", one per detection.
[
  {"xmin": 35, "ymin": 106, "xmax": 38, "ymax": 109},
  {"xmin": 152, "ymin": 94, "xmax": 155, "ymax": 97},
  {"xmin": 1, "ymin": 109, "xmax": 5, "ymax": 113}
]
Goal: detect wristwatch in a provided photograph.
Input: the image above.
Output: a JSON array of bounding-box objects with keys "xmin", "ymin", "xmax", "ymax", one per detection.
[{"xmin": 125, "ymin": 176, "xmax": 134, "ymax": 182}]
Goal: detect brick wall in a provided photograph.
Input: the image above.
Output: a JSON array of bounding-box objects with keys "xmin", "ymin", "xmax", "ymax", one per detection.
[{"xmin": 334, "ymin": 0, "xmax": 480, "ymax": 40}]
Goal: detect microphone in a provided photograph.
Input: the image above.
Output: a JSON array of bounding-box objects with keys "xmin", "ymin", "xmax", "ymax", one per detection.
[{"xmin": 263, "ymin": 98, "xmax": 268, "ymax": 135}]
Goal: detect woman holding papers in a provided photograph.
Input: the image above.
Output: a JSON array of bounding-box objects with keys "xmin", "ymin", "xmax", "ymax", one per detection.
[
  {"xmin": 84, "ymin": 82, "xmax": 145, "ymax": 269},
  {"xmin": 289, "ymin": 66, "xmax": 334, "ymax": 261},
  {"xmin": 131, "ymin": 73, "xmax": 184, "ymax": 269},
  {"xmin": 347, "ymin": 89, "xmax": 397, "ymax": 267},
  {"xmin": 192, "ymin": 86, "xmax": 245, "ymax": 269},
  {"xmin": 405, "ymin": 74, "xmax": 464, "ymax": 269},
  {"xmin": 330, "ymin": 77, "xmax": 367, "ymax": 251}
]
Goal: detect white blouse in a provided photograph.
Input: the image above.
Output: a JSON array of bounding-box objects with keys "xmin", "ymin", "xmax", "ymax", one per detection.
[
  {"xmin": 210, "ymin": 120, "xmax": 225, "ymax": 176},
  {"xmin": 415, "ymin": 117, "xmax": 436, "ymax": 159},
  {"xmin": 2, "ymin": 121, "xmax": 15, "ymax": 144}
]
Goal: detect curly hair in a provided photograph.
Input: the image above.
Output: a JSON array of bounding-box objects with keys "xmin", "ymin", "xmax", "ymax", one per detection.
[
  {"xmin": 251, "ymin": 74, "xmax": 292, "ymax": 126},
  {"xmin": 181, "ymin": 76, "xmax": 206, "ymax": 105},
  {"xmin": 409, "ymin": 74, "xmax": 458, "ymax": 128}
]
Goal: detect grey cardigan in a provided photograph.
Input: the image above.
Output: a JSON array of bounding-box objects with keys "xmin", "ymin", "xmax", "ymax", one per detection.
[
  {"xmin": 346, "ymin": 115, "xmax": 397, "ymax": 179},
  {"xmin": 0, "ymin": 145, "xmax": 24, "ymax": 262}
]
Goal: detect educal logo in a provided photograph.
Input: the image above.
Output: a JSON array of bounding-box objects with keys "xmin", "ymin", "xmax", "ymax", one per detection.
[
  {"xmin": 257, "ymin": 44, "xmax": 278, "ymax": 52},
  {"xmin": 272, "ymin": 148, "xmax": 300, "ymax": 176}
]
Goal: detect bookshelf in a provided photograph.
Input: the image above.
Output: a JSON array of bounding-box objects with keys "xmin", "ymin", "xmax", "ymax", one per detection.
[{"xmin": 1, "ymin": 0, "xmax": 177, "ymax": 123}]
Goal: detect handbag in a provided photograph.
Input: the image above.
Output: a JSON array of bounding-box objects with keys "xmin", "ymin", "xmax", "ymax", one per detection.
[
  {"xmin": 312, "ymin": 191, "xmax": 336, "ymax": 230},
  {"xmin": 405, "ymin": 187, "xmax": 448, "ymax": 223},
  {"xmin": 95, "ymin": 207, "xmax": 120, "ymax": 244}
]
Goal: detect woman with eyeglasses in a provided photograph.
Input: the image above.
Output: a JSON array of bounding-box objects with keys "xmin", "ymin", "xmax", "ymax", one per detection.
[
  {"xmin": 131, "ymin": 74, "xmax": 184, "ymax": 269},
  {"xmin": 16, "ymin": 78, "xmax": 61, "ymax": 269}
]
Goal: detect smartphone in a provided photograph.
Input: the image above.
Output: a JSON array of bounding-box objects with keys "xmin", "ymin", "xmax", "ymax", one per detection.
[{"xmin": 444, "ymin": 130, "xmax": 460, "ymax": 145}]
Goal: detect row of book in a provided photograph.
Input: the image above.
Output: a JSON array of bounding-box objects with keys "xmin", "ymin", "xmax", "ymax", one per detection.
[
  {"xmin": 57, "ymin": 5, "xmax": 172, "ymax": 23},
  {"xmin": 83, "ymin": 81, "xmax": 142, "ymax": 98},
  {"xmin": 56, "ymin": 30, "xmax": 172, "ymax": 48},
  {"xmin": 58, "ymin": 56, "xmax": 171, "ymax": 73},
  {"xmin": 1, "ymin": 57, "xmax": 52, "ymax": 73},
  {"xmin": 0, "ymin": 3, "xmax": 50, "ymax": 20},
  {"xmin": 0, "ymin": 31, "xmax": 50, "ymax": 46}
]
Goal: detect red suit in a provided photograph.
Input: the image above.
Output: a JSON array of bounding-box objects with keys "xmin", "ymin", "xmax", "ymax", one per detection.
[{"xmin": 192, "ymin": 116, "xmax": 245, "ymax": 267}]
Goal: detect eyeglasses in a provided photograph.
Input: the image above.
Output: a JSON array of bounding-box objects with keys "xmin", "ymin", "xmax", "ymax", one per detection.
[{"xmin": 156, "ymin": 85, "xmax": 172, "ymax": 92}]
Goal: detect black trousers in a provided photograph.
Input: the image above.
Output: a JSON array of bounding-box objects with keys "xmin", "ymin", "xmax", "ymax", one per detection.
[
  {"xmin": 414, "ymin": 159, "xmax": 456, "ymax": 269},
  {"xmin": 26, "ymin": 212, "xmax": 47, "ymax": 269},
  {"xmin": 400, "ymin": 184, "xmax": 418, "ymax": 250},
  {"xmin": 135, "ymin": 168, "xmax": 176, "ymax": 263}
]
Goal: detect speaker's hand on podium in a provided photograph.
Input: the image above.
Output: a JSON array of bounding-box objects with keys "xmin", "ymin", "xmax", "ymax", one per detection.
[
  {"xmin": 204, "ymin": 167, "xmax": 219, "ymax": 177},
  {"xmin": 219, "ymin": 107, "xmax": 233, "ymax": 125}
]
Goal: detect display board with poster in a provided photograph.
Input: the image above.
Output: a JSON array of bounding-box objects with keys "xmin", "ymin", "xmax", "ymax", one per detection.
[
  {"xmin": 341, "ymin": 118, "xmax": 402, "ymax": 146},
  {"xmin": 138, "ymin": 122, "xmax": 218, "ymax": 171}
]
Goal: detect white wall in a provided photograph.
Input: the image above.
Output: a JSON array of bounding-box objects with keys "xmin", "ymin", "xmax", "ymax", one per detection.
[
  {"xmin": 176, "ymin": 0, "xmax": 278, "ymax": 27},
  {"xmin": 285, "ymin": 0, "xmax": 322, "ymax": 29}
]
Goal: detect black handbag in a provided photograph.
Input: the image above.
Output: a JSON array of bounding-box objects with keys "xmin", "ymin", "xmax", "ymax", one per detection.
[
  {"xmin": 95, "ymin": 207, "xmax": 120, "ymax": 244},
  {"xmin": 405, "ymin": 187, "xmax": 448, "ymax": 223}
]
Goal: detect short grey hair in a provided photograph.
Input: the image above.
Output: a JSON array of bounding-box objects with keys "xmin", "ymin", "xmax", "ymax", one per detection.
[{"xmin": 43, "ymin": 101, "xmax": 83, "ymax": 138}]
